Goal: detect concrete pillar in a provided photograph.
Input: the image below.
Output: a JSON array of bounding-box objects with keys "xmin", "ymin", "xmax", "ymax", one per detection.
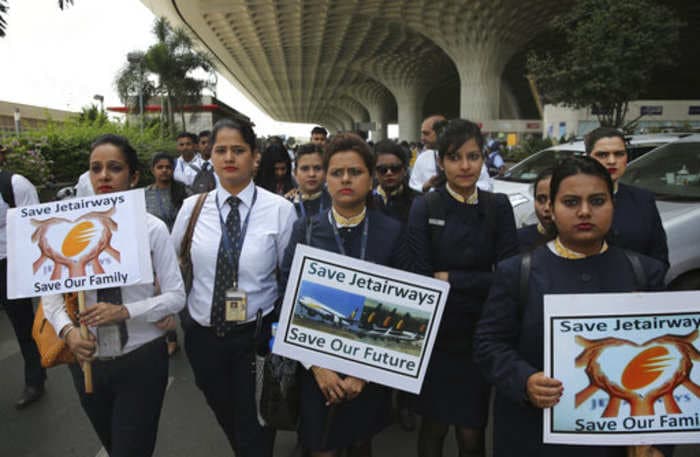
[
  {"xmin": 453, "ymin": 47, "xmax": 507, "ymax": 122},
  {"xmin": 369, "ymin": 106, "xmax": 389, "ymax": 141},
  {"xmin": 395, "ymin": 85, "xmax": 428, "ymax": 142}
]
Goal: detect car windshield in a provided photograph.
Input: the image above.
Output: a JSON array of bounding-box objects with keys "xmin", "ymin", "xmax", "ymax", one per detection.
[
  {"xmin": 621, "ymin": 142, "xmax": 700, "ymax": 201},
  {"xmin": 499, "ymin": 148, "xmax": 583, "ymax": 183}
]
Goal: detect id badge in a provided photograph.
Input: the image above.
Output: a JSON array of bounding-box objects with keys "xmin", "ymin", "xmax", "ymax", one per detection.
[
  {"xmin": 97, "ymin": 325, "xmax": 123, "ymax": 358},
  {"xmin": 225, "ymin": 288, "xmax": 247, "ymax": 322}
]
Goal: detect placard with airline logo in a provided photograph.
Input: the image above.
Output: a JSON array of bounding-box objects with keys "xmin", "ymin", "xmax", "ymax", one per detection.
[
  {"xmin": 6, "ymin": 189, "xmax": 153, "ymax": 298},
  {"xmin": 544, "ymin": 291, "xmax": 700, "ymax": 445},
  {"xmin": 273, "ymin": 245, "xmax": 449, "ymax": 394}
]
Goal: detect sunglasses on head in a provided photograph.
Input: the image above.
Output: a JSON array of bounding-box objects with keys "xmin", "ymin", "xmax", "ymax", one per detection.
[{"xmin": 376, "ymin": 164, "xmax": 403, "ymax": 175}]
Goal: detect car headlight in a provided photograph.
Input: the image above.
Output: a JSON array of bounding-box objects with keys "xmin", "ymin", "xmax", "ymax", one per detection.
[{"xmin": 508, "ymin": 193, "xmax": 530, "ymax": 208}]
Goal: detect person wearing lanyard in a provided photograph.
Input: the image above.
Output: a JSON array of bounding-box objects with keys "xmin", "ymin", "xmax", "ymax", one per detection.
[
  {"xmin": 585, "ymin": 127, "xmax": 669, "ymax": 269},
  {"xmin": 288, "ymin": 142, "xmax": 331, "ymax": 220},
  {"xmin": 281, "ymin": 132, "xmax": 405, "ymax": 457},
  {"xmin": 406, "ymin": 119, "xmax": 518, "ymax": 457},
  {"xmin": 474, "ymin": 156, "xmax": 672, "ymax": 457},
  {"xmin": 43, "ymin": 134, "xmax": 186, "ymax": 457},
  {"xmin": 144, "ymin": 152, "xmax": 187, "ymax": 356},
  {"xmin": 171, "ymin": 118, "xmax": 296, "ymax": 457},
  {"xmin": 517, "ymin": 167, "xmax": 555, "ymax": 253}
]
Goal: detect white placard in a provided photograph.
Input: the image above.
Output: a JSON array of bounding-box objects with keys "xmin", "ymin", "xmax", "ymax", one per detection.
[
  {"xmin": 6, "ymin": 189, "xmax": 153, "ymax": 298},
  {"xmin": 273, "ymin": 244, "xmax": 449, "ymax": 394},
  {"xmin": 544, "ymin": 291, "xmax": 700, "ymax": 445}
]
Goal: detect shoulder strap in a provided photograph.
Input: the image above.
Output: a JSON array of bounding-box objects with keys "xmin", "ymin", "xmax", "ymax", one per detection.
[
  {"xmin": 425, "ymin": 191, "xmax": 446, "ymax": 256},
  {"xmin": 188, "ymin": 163, "xmax": 201, "ymax": 173},
  {"xmin": 479, "ymin": 191, "xmax": 498, "ymax": 237},
  {"xmin": 519, "ymin": 252, "xmax": 532, "ymax": 312},
  {"xmin": 305, "ymin": 215, "xmax": 313, "ymax": 245},
  {"xmin": 623, "ymin": 249, "xmax": 647, "ymax": 290},
  {"xmin": 0, "ymin": 170, "xmax": 15, "ymax": 208},
  {"xmin": 180, "ymin": 192, "xmax": 208, "ymax": 261}
]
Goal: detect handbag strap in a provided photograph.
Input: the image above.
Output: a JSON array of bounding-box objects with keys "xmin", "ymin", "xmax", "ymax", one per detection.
[{"xmin": 180, "ymin": 192, "xmax": 208, "ymax": 268}]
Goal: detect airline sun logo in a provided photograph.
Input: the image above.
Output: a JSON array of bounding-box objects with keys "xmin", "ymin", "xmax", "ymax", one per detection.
[
  {"xmin": 575, "ymin": 330, "xmax": 700, "ymax": 417},
  {"xmin": 30, "ymin": 207, "xmax": 120, "ymax": 279}
]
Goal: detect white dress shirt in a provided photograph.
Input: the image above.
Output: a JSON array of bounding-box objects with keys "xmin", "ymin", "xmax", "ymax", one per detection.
[
  {"xmin": 0, "ymin": 173, "xmax": 39, "ymax": 259},
  {"xmin": 171, "ymin": 180, "xmax": 297, "ymax": 326},
  {"xmin": 409, "ymin": 149, "xmax": 492, "ymax": 192},
  {"xmin": 173, "ymin": 154, "xmax": 203, "ymax": 187},
  {"xmin": 76, "ymin": 171, "xmax": 94, "ymax": 197},
  {"xmin": 43, "ymin": 214, "xmax": 186, "ymax": 356}
]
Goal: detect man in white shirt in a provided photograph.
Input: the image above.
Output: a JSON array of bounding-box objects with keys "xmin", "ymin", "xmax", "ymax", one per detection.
[
  {"xmin": 0, "ymin": 146, "xmax": 46, "ymax": 409},
  {"xmin": 173, "ymin": 132, "xmax": 203, "ymax": 188},
  {"xmin": 409, "ymin": 115, "xmax": 492, "ymax": 192}
]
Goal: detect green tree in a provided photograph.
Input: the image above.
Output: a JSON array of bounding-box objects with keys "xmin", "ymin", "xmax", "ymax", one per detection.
[
  {"xmin": 527, "ymin": 0, "xmax": 683, "ymax": 128},
  {"xmin": 115, "ymin": 17, "xmax": 215, "ymax": 137}
]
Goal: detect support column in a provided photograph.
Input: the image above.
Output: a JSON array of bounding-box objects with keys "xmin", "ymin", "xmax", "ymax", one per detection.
[
  {"xmin": 454, "ymin": 46, "xmax": 507, "ymax": 122},
  {"xmin": 394, "ymin": 85, "xmax": 428, "ymax": 142},
  {"xmin": 366, "ymin": 103, "xmax": 390, "ymax": 141}
]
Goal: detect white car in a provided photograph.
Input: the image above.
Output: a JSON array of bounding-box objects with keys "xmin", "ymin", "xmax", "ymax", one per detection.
[
  {"xmin": 620, "ymin": 135, "xmax": 700, "ymax": 288},
  {"xmin": 493, "ymin": 134, "xmax": 686, "ymax": 227}
]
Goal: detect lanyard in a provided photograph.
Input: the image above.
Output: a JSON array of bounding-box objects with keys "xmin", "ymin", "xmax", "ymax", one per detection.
[
  {"xmin": 328, "ymin": 209, "xmax": 369, "ymax": 260},
  {"xmin": 298, "ymin": 193, "xmax": 325, "ymax": 220},
  {"xmin": 215, "ymin": 187, "xmax": 258, "ymax": 286}
]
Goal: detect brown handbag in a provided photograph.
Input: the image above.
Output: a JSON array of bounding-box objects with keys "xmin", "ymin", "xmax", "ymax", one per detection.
[
  {"xmin": 32, "ymin": 293, "xmax": 79, "ymax": 367},
  {"xmin": 179, "ymin": 192, "xmax": 208, "ymax": 293}
]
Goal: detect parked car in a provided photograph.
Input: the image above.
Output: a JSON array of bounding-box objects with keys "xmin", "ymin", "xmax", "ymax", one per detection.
[
  {"xmin": 494, "ymin": 134, "xmax": 687, "ymax": 227},
  {"xmin": 620, "ymin": 134, "xmax": 700, "ymax": 289}
]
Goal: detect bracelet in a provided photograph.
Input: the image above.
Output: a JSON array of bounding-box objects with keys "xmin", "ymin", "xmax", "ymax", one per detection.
[{"xmin": 60, "ymin": 324, "xmax": 76, "ymax": 341}]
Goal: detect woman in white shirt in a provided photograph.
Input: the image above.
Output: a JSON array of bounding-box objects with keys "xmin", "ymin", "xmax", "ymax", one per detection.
[
  {"xmin": 171, "ymin": 119, "xmax": 296, "ymax": 457},
  {"xmin": 43, "ymin": 134, "xmax": 186, "ymax": 457}
]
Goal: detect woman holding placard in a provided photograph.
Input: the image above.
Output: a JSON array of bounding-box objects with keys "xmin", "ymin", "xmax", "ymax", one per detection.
[
  {"xmin": 43, "ymin": 134, "xmax": 186, "ymax": 457},
  {"xmin": 474, "ymin": 156, "xmax": 671, "ymax": 457},
  {"xmin": 171, "ymin": 118, "xmax": 296, "ymax": 457},
  {"xmin": 280, "ymin": 132, "xmax": 404, "ymax": 457},
  {"xmin": 405, "ymin": 119, "xmax": 518, "ymax": 457}
]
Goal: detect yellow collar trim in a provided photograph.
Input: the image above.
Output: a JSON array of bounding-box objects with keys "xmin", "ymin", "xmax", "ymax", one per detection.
[
  {"xmin": 536, "ymin": 222, "xmax": 548, "ymax": 235},
  {"xmin": 299, "ymin": 190, "xmax": 323, "ymax": 202},
  {"xmin": 331, "ymin": 206, "xmax": 366, "ymax": 228},
  {"xmin": 551, "ymin": 237, "xmax": 609, "ymax": 259},
  {"xmin": 446, "ymin": 183, "xmax": 478, "ymax": 205},
  {"xmin": 376, "ymin": 185, "xmax": 403, "ymax": 204},
  {"xmin": 613, "ymin": 181, "xmax": 619, "ymax": 195}
]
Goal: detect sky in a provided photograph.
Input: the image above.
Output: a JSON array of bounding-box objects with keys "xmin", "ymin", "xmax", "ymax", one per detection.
[{"xmin": 0, "ymin": 0, "xmax": 327, "ymax": 138}]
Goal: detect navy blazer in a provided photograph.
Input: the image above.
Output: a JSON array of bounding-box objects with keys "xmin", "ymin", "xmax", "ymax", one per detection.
[
  {"xmin": 292, "ymin": 189, "xmax": 332, "ymax": 220},
  {"xmin": 406, "ymin": 187, "xmax": 518, "ymax": 348},
  {"xmin": 517, "ymin": 223, "xmax": 551, "ymax": 253},
  {"xmin": 609, "ymin": 183, "xmax": 669, "ymax": 269},
  {"xmin": 474, "ymin": 246, "xmax": 669, "ymax": 457},
  {"xmin": 372, "ymin": 186, "xmax": 419, "ymax": 224},
  {"xmin": 281, "ymin": 208, "xmax": 405, "ymax": 288}
]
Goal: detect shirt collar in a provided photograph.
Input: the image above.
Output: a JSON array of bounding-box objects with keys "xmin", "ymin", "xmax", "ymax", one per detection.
[
  {"xmin": 548, "ymin": 237, "xmax": 609, "ymax": 259},
  {"xmin": 446, "ymin": 183, "xmax": 478, "ymax": 205},
  {"xmin": 216, "ymin": 180, "xmax": 255, "ymax": 210},
  {"xmin": 536, "ymin": 222, "xmax": 548, "ymax": 235},
  {"xmin": 613, "ymin": 181, "xmax": 619, "ymax": 195},
  {"xmin": 375, "ymin": 185, "xmax": 403, "ymax": 205},
  {"xmin": 299, "ymin": 190, "xmax": 323, "ymax": 202},
  {"xmin": 331, "ymin": 206, "xmax": 366, "ymax": 228}
]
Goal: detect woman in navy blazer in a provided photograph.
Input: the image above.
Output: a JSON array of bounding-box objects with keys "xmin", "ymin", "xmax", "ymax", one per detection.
[
  {"xmin": 281, "ymin": 133, "xmax": 404, "ymax": 457},
  {"xmin": 474, "ymin": 156, "xmax": 671, "ymax": 457},
  {"xmin": 585, "ymin": 127, "xmax": 669, "ymax": 269},
  {"xmin": 406, "ymin": 119, "xmax": 518, "ymax": 457}
]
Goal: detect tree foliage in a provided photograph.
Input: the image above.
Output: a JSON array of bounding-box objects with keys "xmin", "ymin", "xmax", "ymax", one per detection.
[
  {"xmin": 527, "ymin": 0, "xmax": 683, "ymax": 128},
  {"xmin": 114, "ymin": 17, "xmax": 215, "ymax": 137}
]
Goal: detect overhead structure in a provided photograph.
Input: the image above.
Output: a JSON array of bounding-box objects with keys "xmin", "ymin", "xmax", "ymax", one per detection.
[{"xmin": 142, "ymin": 0, "xmax": 572, "ymax": 140}]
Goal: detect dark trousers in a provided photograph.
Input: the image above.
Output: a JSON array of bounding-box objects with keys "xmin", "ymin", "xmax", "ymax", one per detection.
[
  {"xmin": 185, "ymin": 321, "xmax": 275, "ymax": 457},
  {"xmin": 0, "ymin": 258, "xmax": 45, "ymax": 388},
  {"xmin": 69, "ymin": 337, "xmax": 168, "ymax": 457}
]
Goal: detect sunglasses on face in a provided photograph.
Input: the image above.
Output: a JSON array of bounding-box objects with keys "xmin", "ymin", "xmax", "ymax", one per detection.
[{"xmin": 376, "ymin": 164, "xmax": 404, "ymax": 175}]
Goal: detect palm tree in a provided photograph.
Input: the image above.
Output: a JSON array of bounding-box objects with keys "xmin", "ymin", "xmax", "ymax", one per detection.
[{"xmin": 114, "ymin": 17, "xmax": 215, "ymax": 136}]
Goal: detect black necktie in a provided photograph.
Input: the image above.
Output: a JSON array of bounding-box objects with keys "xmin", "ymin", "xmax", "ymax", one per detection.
[
  {"xmin": 97, "ymin": 287, "xmax": 128, "ymax": 348},
  {"xmin": 202, "ymin": 162, "xmax": 209, "ymax": 172},
  {"xmin": 211, "ymin": 196, "xmax": 241, "ymax": 336}
]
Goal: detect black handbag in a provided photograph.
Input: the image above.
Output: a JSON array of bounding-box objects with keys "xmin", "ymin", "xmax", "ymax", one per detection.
[{"xmin": 257, "ymin": 352, "xmax": 300, "ymax": 430}]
